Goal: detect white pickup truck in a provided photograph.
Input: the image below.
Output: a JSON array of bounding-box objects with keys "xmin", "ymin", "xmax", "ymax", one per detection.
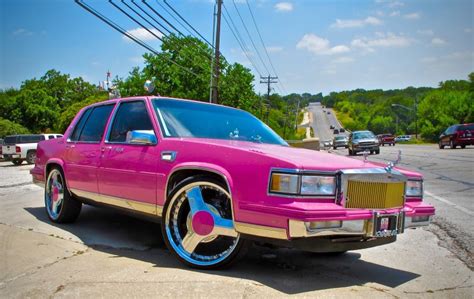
[{"xmin": 2, "ymin": 134, "xmax": 63, "ymax": 165}]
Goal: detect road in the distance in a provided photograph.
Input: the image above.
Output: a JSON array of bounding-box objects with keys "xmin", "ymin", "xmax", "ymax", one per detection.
[
  {"xmin": 308, "ymin": 102, "xmax": 343, "ymax": 144},
  {"xmin": 309, "ymin": 103, "xmax": 474, "ymax": 267}
]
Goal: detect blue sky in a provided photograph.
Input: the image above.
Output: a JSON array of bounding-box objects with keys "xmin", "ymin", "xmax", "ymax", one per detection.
[{"xmin": 1, "ymin": 0, "xmax": 472, "ymax": 95}]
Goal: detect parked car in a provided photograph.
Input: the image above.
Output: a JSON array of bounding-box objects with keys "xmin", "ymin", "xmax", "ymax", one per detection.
[
  {"xmin": 329, "ymin": 125, "xmax": 334, "ymax": 129},
  {"xmin": 2, "ymin": 134, "xmax": 63, "ymax": 165},
  {"xmin": 395, "ymin": 135, "xmax": 411, "ymax": 142},
  {"xmin": 439, "ymin": 123, "xmax": 474, "ymax": 149},
  {"xmin": 377, "ymin": 134, "xmax": 396, "ymax": 146},
  {"xmin": 0, "ymin": 138, "xmax": 4, "ymax": 159},
  {"xmin": 31, "ymin": 96, "xmax": 434, "ymax": 269},
  {"xmin": 322, "ymin": 139, "xmax": 333, "ymax": 148},
  {"xmin": 339, "ymin": 128, "xmax": 345, "ymax": 133},
  {"xmin": 333, "ymin": 129, "xmax": 339, "ymax": 134},
  {"xmin": 333, "ymin": 135, "xmax": 348, "ymax": 149},
  {"xmin": 348, "ymin": 130, "xmax": 380, "ymax": 155}
]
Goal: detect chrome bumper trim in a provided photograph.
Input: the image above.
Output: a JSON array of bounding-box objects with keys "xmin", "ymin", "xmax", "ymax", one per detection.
[
  {"xmin": 289, "ymin": 219, "xmax": 366, "ymax": 238},
  {"xmin": 405, "ymin": 216, "xmax": 432, "ymax": 228},
  {"xmin": 234, "ymin": 222, "xmax": 288, "ymax": 240}
]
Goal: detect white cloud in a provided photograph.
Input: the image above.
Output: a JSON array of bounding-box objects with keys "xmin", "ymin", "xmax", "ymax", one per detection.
[
  {"xmin": 12, "ymin": 28, "xmax": 33, "ymax": 36},
  {"xmin": 388, "ymin": 1, "xmax": 404, "ymax": 8},
  {"xmin": 331, "ymin": 16, "xmax": 382, "ymax": 29},
  {"xmin": 417, "ymin": 29, "xmax": 434, "ymax": 36},
  {"xmin": 274, "ymin": 2, "xmax": 293, "ymax": 12},
  {"xmin": 431, "ymin": 37, "xmax": 447, "ymax": 46},
  {"xmin": 333, "ymin": 56, "xmax": 355, "ymax": 64},
  {"xmin": 122, "ymin": 28, "xmax": 163, "ymax": 42},
  {"xmin": 296, "ymin": 34, "xmax": 350, "ymax": 55},
  {"xmin": 404, "ymin": 13, "xmax": 420, "ymax": 19},
  {"xmin": 464, "ymin": 28, "xmax": 473, "ymax": 33},
  {"xmin": 351, "ymin": 32, "xmax": 413, "ymax": 52},
  {"xmin": 389, "ymin": 10, "xmax": 400, "ymax": 17}
]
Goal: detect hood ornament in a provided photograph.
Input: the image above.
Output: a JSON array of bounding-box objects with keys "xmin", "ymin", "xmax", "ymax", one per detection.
[{"xmin": 385, "ymin": 150, "xmax": 402, "ymax": 173}]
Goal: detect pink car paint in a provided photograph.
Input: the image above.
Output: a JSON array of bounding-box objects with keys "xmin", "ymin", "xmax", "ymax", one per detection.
[{"xmin": 30, "ymin": 96, "xmax": 435, "ymax": 241}]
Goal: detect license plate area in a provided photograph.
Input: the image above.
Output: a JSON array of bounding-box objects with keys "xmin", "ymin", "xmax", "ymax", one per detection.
[{"xmin": 374, "ymin": 214, "xmax": 401, "ymax": 238}]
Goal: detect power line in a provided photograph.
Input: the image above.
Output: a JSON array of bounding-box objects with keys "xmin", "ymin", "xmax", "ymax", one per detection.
[
  {"xmin": 222, "ymin": 4, "xmax": 262, "ymax": 76},
  {"xmin": 142, "ymin": 0, "xmax": 186, "ymax": 37},
  {"xmin": 231, "ymin": 0, "xmax": 270, "ymax": 76},
  {"xmin": 130, "ymin": 0, "xmax": 172, "ymax": 35},
  {"xmin": 244, "ymin": 0, "xmax": 287, "ymax": 94},
  {"xmin": 75, "ymin": 0, "xmax": 199, "ymax": 77},
  {"xmin": 162, "ymin": 0, "xmax": 216, "ymax": 50}
]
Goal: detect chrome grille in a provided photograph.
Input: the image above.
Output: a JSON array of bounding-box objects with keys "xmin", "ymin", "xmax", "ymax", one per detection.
[{"xmin": 346, "ymin": 180, "xmax": 405, "ymax": 209}]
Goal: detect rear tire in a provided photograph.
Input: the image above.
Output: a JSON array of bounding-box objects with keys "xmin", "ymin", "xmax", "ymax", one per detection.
[
  {"xmin": 461, "ymin": 145, "xmax": 466, "ymax": 149},
  {"xmin": 375, "ymin": 149, "xmax": 380, "ymax": 155},
  {"xmin": 439, "ymin": 142, "xmax": 444, "ymax": 149},
  {"xmin": 26, "ymin": 150, "xmax": 36, "ymax": 165},
  {"xmin": 348, "ymin": 149, "xmax": 353, "ymax": 156},
  {"xmin": 45, "ymin": 167, "xmax": 82, "ymax": 223},
  {"xmin": 12, "ymin": 159, "xmax": 22, "ymax": 166}
]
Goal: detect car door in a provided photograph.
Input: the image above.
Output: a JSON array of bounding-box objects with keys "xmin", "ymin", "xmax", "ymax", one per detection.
[
  {"xmin": 64, "ymin": 104, "xmax": 115, "ymax": 194},
  {"xmin": 97, "ymin": 100, "xmax": 159, "ymax": 212}
]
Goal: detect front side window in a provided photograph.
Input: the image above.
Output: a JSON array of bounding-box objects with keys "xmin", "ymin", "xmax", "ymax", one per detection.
[
  {"xmin": 77, "ymin": 105, "xmax": 114, "ymax": 142},
  {"xmin": 69, "ymin": 108, "xmax": 92, "ymax": 141},
  {"xmin": 109, "ymin": 101, "xmax": 154, "ymax": 143},
  {"xmin": 152, "ymin": 99, "xmax": 287, "ymax": 146}
]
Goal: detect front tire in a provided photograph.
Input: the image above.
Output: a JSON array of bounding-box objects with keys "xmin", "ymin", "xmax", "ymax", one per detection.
[
  {"xmin": 45, "ymin": 167, "xmax": 82, "ymax": 223},
  {"xmin": 162, "ymin": 176, "xmax": 246, "ymax": 269},
  {"xmin": 439, "ymin": 142, "xmax": 444, "ymax": 149}
]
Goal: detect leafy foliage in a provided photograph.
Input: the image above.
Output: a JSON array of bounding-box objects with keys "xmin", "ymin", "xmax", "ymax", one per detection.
[{"xmin": 0, "ymin": 118, "xmax": 30, "ymax": 137}]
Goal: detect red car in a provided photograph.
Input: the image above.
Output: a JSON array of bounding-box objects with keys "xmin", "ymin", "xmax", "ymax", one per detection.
[
  {"xmin": 377, "ymin": 134, "xmax": 396, "ymax": 146},
  {"xmin": 439, "ymin": 123, "xmax": 474, "ymax": 149}
]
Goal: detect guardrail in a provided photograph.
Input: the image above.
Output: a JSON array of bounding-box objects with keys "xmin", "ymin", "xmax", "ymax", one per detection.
[{"xmin": 287, "ymin": 138, "xmax": 320, "ymax": 151}]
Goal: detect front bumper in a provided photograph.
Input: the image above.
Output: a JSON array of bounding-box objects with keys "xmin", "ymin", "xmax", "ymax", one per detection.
[{"xmin": 235, "ymin": 201, "xmax": 434, "ymax": 241}]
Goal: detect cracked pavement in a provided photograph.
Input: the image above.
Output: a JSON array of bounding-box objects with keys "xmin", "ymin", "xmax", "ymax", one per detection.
[{"xmin": 0, "ymin": 159, "xmax": 473, "ymax": 298}]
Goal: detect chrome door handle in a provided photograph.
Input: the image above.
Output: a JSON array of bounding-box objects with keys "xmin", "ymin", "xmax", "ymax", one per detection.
[
  {"xmin": 114, "ymin": 147, "xmax": 124, "ymax": 153},
  {"xmin": 65, "ymin": 144, "xmax": 75, "ymax": 149},
  {"xmin": 101, "ymin": 146, "xmax": 112, "ymax": 152}
]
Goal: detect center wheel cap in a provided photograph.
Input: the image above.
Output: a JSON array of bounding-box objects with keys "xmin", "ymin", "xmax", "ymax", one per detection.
[{"xmin": 192, "ymin": 211, "xmax": 215, "ymax": 236}]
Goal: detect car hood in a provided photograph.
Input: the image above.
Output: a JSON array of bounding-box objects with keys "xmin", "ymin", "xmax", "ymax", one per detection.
[{"xmin": 176, "ymin": 138, "xmax": 419, "ymax": 176}]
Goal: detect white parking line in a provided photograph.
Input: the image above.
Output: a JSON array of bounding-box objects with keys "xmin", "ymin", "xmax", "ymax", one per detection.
[{"xmin": 425, "ymin": 191, "xmax": 474, "ymax": 216}]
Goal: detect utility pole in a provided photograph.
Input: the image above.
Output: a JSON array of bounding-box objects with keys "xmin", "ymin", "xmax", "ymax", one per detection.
[
  {"xmin": 210, "ymin": 0, "xmax": 222, "ymax": 104},
  {"xmin": 260, "ymin": 75, "xmax": 278, "ymax": 121}
]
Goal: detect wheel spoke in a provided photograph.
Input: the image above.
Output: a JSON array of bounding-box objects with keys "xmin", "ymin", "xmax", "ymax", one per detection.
[
  {"xmin": 186, "ymin": 186, "xmax": 211, "ymax": 215},
  {"xmin": 181, "ymin": 231, "xmax": 205, "ymax": 254},
  {"xmin": 212, "ymin": 218, "xmax": 238, "ymax": 238}
]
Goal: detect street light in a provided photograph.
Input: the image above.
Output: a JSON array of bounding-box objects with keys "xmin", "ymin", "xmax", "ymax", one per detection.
[{"xmin": 391, "ymin": 99, "xmax": 418, "ymax": 139}]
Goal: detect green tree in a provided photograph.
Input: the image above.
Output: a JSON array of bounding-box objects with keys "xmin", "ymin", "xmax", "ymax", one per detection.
[{"xmin": 0, "ymin": 118, "xmax": 30, "ymax": 137}]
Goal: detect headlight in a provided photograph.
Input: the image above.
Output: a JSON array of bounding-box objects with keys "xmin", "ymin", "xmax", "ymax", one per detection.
[
  {"xmin": 406, "ymin": 180, "xmax": 423, "ymax": 197},
  {"xmin": 301, "ymin": 175, "xmax": 336, "ymax": 195},
  {"xmin": 270, "ymin": 172, "xmax": 336, "ymax": 196},
  {"xmin": 270, "ymin": 173, "xmax": 299, "ymax": 194}
]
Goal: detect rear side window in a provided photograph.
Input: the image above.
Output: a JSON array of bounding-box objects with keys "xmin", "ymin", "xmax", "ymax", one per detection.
[
  {"xmin": 19, "ymin": 135, "xmax": 45, "ymax": 143},
  {"xmin": 70, "ymin": 108, "xmax": 92, "ymax": 141},
  {"xmin": 69, "ymin": 105, "xmax": 114, "ymax": 143},
  {"xmin": 108, "ymin": 101, "xmax": 153, "ymax": 143},
  {"xmin": 48, "ymin": 135, "xmax": 56, "ymax": 140}
]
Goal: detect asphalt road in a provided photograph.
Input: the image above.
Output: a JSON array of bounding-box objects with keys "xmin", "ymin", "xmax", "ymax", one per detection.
[
  {"xmin": 308, "ymin": 102, "xmax": 474, "ymax": 270},
  {"xmin": 0, "ymin": 159, "xmax": 473, "ymax": 297}
]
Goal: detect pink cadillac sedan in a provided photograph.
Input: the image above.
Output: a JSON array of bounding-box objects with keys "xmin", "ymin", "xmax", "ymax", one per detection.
[{"xmin": 31, "ymin": 96, "xmax": 435, "ymax": 269}]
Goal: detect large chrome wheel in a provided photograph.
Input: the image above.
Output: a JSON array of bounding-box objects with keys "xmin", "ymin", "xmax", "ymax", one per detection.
[
  {"xmin": 45, "ymin": 167, "xmax": 81, "ymax": 223},
  {"xmin": 162, "ymin": 177, "xmax": 245, "ymax": 269}
]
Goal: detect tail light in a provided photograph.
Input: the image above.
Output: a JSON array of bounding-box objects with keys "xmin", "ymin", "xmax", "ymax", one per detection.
[{"xmin": 16, "ymin": 146, "xmax": 21, "ymax": 153}]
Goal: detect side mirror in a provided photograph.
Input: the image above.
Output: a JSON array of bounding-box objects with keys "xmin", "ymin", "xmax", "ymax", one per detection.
[{"xmin": 126, "ymin": 130, "xmax": 157, "ymax": 145}]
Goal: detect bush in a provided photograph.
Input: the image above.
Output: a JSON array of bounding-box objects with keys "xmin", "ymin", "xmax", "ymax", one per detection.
[{"xmin": 0, "ymin": 118, "xmax": 30, "ymax": 137}]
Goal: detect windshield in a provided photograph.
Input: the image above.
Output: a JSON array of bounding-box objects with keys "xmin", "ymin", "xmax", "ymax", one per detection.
[
  {"xmin": 335, "ymin": 136, "xmax": 346, "ymax": 140},
  {"xmin": 152, "ymin": 99, "xmax": 288, "ymax": 146},
  {"xmin": 353, "ymin": 131, "xmax": 375, "ymax": 139}
]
